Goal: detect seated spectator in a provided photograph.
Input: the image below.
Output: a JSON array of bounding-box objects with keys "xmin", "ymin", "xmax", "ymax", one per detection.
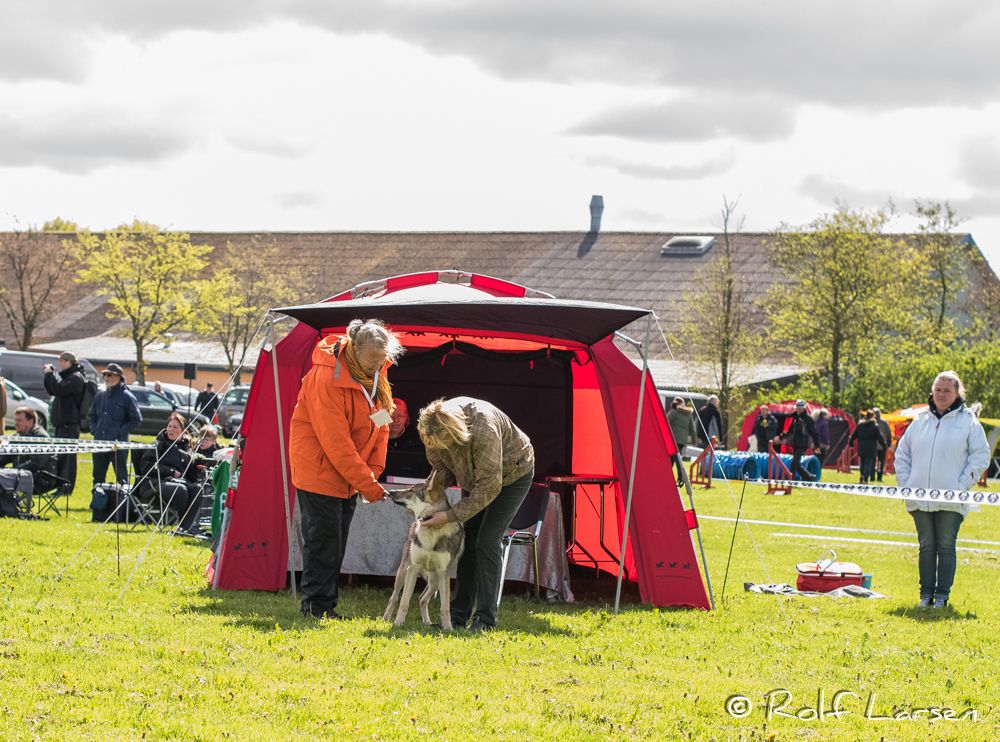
[
  {"xmin": 194, "ymin": 426, "xmax": 224, "ymax": 468},
  {"xmin": 138, "ymin": 412, "xmax": 206, "ymax": 537},
  {"xmin": 0, "ymin": 407, "xmax": 57, "ymax": 500},
  {"xmin": 382, "ymin": 398, "xmax": 431, "ymax": 480}
]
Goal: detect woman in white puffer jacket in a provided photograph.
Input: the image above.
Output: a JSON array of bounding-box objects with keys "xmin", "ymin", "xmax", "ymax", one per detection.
[{"xmin": 893, "ymin": 370, "xmax": 990, "ymax": 609}]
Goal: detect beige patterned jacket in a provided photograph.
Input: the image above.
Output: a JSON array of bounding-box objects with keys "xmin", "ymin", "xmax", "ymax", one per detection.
[{"xmin": 425, "ymin": 397, "xmax": 534, "ymax": 523}]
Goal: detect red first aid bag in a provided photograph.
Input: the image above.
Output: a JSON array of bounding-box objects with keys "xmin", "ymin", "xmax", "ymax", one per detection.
[{"xmin": 795, "ymin": 550, "xmax": 864, "ymax": 592}]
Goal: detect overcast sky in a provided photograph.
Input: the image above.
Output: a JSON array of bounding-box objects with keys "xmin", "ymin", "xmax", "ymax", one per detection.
[{"xmin": 2, "ymin": 1, "xmax": 999, "ymax": 273}]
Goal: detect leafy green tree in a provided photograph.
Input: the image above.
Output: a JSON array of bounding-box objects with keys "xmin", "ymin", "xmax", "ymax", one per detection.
[
  {"xmin": 42, "ymin": 218, "xmax": 79, "ymax": 232},
  {"xmin": 763, "ymin": 205, "xmax": 925, "ymax": 407},
  {"xmin": 75, "ymin": 221, "xmax": 213, "ymax": 383},
  {"xmin": 912, "ymin": 200, "xmax": 968, "ymax": 339},
  {"xmin": 0, "ymin": 224, "xmax": 78, "ymax": 349},
  {"xmin": 672, "ymin": 197, "xmax": 760, "ymax": 441},
  {"xmin": 194, "ymin": 237, "xmax": 303, "ymax": 380}
]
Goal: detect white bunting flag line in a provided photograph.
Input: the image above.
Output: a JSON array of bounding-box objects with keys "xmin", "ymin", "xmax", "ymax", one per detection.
[
  {"xmin": 0, "ymin": 440, "xmax": 155, "ymax": 455},
  {"xmin": 750, "ymin": 479, "xmax": 1000, "ymax": 507}
]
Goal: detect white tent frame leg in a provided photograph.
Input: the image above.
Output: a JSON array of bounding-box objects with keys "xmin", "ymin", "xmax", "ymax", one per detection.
[{"xmin": 614, "ymin": 311, "xmax": 715, "ymax": 613}]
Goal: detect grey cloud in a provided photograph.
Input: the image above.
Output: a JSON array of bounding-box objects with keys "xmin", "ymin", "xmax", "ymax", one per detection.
[
  {"xmin": 8, "ymin": 2, "xmax": 1000, "ymax": 111},
  {"xmin": 275, "ymin": 189, "xmax": 324, "ymax": 209},
  {"xmin": 798, "ymin": 174, "xmax": 897, "ymax": 211},
  {"xmin": 958, "ymin": 133, "xmax": 1000, "ymax": 191},
  {"xmin": 570, "ymin": 96, "xmax": 794, "ymax": 143},
  {"xmin": 947, "ymin": 193, "xmax": 1000, "ymax": 220},
  {"xmin": 587, "ymin": 151, "xmax": 734, "ymax": 180},
  {"xmin": 0, "ymin": 113, "xmax": 195, "ymax": 173},
  {"xmin": 226, "ymin": 132, "xmax": 315, "ymax": 158}
]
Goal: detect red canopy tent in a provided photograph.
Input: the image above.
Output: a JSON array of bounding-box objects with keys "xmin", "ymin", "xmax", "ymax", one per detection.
[
  {"xmin": 735, "ymin": 400, "xmax": 856, "ymax": 465},
  {"xmin": 210, "ymin": 271, "xmax": 711, "ymax": 610}
]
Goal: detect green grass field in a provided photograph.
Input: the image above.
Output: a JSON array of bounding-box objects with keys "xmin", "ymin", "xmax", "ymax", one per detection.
[{"xmin": 1, "ymin": 458, "xmax": 997, "ymax": 740}]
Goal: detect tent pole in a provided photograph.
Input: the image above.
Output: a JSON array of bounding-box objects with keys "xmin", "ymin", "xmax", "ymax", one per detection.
[
  {"xmin": 614, "ymin": 311, "xmax": 652, "ymax": 615},
  {"xmin": 676, "ymin": 451, "xmax": 716, "ymax": 609},
  {"xmin": 267, "ymin": 314, "xmax": 298, "ymax": 602}
]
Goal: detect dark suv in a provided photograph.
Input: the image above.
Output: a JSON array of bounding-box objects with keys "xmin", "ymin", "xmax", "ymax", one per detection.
[{"xmin": 127, "ymin": 386, "xmax": 211, "ymax": 436}]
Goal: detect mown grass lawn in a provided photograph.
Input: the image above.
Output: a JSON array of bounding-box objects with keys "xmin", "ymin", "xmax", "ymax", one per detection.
[{"xmin": 1, "ymin": 459, "xmax": 997, "ymax": 740}]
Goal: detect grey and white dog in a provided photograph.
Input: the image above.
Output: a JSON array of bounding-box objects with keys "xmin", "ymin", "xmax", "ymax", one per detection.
[{"xmin": 383, "ymin": 482, "xmax": 465, "ymax": 629}]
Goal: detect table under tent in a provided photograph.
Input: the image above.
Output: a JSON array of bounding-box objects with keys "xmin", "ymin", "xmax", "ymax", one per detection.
[{"xmin": 208, "ymin": 271, "xmax": 711, "ymax": 610}]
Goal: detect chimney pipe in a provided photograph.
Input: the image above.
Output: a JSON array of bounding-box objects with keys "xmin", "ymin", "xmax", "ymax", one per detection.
[{"xmin": 589, "ymin": 195, "xmax": 604, "ymax": 233}]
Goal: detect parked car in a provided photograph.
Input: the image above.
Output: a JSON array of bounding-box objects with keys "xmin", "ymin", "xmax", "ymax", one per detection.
[
  {"xmin": 3, "ymin": 377, "xmax": 49, "ymax": 430},
  {"xmin": 218, "ymin": 385, "xmax": 250, "ymax": 437},
  {"xmin": 0, "ymin": 348, "xmax": 98, "ymax": 400},
  {"xmin": 138, "ymin": 381, "xmax": 199, "ymax": 417},
  {"xmin": 127, "ymin": 385, "xmax": 211, "ymax": 436}
]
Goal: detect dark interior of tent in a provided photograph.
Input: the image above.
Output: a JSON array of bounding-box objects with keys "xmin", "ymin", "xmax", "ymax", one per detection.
[{"xmin": 384, "ymin": 341, "xmax": 578, "ymax": 481}]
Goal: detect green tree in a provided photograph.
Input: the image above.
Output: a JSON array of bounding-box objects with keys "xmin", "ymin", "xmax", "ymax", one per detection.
[
  {"xmin": 195, "ymin": 237, "xmax": 303, "ymax": 380},
  {"xmin": 763, "ymin": 205, "xmax": 925, "ymax": 407},
  {"xmin": 42, "ymin": 217, "xmax": 79, "ymax": 232},
  {"xmin": 671, "ymin": 197, "xmax": 760, "ymax": 441},
  {"xmin": 913, "ymin": 200, "xmax": 968, "ymax": 338},
  {"xmin": 0, "ymin": 224, "xmax": 78, "ymax": 349},
  {"xmin": 75, "ymin": 221, "xmax": 213, "ymax": 383}
]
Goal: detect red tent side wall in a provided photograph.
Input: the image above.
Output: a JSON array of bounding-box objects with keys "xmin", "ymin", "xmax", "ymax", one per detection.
[
  {"xmin": 591, "ymin": 338, "xmax": 710, "ymax": 609},
  {"xmin": 214, "ymin": 323, "xmax": 316, "ymax": 591}
]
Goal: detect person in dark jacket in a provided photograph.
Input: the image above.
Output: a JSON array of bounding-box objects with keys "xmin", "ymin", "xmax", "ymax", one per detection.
[
  {"xmin": 872, "ymin": 407, "xmax": 893, "ymax": 482},
  {"xmin": 193, "ymin": 426, "xmax": 224, "ymax": 469},
  {"xmin": 697, "ymin": 395, "xmax": 723, "ymax": 447},
  {"xmin": 0, "ymin": 407, "xmax": 57, "ymax": 500},
  {"xmin": 195, "ymin": 383, "xmax": 220, "ymax": 420},
  {"xmin": 89, "ymin": 363, "xmax": 142, "ymax": 487},
  {"xmin": 784, "ymin": 400, "xmax": 820, "ymax": 481},
  {"xmin": 812, "ymin": 408, "xmax": 831, "ymax": 464},
  {"xmin": 849, "ymin": 410, "xmax": 887, "ymax": 484},
  {"xmin": 43, "ymin": 351, "xmax": 87, "ymax": 493},
  {"xmin": 752, "ymin": 405, "xmax": 780, "ymax": 453},
  {"xmin": 139, "ymin": 412, "xmax": 206, "ymax": 536}
]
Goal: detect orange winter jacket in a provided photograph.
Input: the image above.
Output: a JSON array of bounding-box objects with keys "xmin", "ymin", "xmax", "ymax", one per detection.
[{"xmin": 289, "ymin": 336, "xmax": 390, "ymax": 501}]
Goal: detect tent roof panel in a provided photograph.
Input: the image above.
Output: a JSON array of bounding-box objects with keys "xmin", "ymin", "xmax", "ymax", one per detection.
[{"xmin": 273, "ymin": 296, "xmax": 649, "ymax": 347}]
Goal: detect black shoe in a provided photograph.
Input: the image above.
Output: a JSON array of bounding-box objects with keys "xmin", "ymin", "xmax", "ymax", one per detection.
[
  {"xmin": 302, "ymin": 607, "xmax": 343, "ymax": 620},
  {"xmin": 468, "ymin": 619, "xmax": 495, "ymax": 633}
]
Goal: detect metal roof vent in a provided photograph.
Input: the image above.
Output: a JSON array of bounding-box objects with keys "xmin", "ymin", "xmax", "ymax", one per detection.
[{"xmin": 660, "ymin": 235, "xmax": 715, "ymax": 257}]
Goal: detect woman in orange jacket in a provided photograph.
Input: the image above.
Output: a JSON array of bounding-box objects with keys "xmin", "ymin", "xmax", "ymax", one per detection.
[{"xmin": 290, "ymin": 318, "xmax": 403, "ymax": 619}]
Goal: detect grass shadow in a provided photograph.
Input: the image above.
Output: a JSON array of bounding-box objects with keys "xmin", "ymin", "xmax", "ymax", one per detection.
[{"xmin": 886, "ymin": 604, "xmax": 978, "ymax": 622}]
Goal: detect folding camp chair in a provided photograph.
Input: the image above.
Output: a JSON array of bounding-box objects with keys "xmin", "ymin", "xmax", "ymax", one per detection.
[
  {"xmin": 498, "ymin": 483, "xmax": 550, "ymax": 607},
  {"xmin": 33, "ymin": 470, "xmax": 72, "ymax": 517}
]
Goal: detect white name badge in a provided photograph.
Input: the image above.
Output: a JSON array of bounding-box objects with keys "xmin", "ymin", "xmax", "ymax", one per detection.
[{"xmin": 370, "ymin": 409, "xmax": 393, "ymax": 427}]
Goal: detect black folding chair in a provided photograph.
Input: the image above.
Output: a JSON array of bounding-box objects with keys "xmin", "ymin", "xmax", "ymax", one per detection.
[
  {"xmin": 34, "ymin": 470, "xmax": 73, "ymax": 517},
  {"xmin": 498, "ymin": 483, "xmax": 550, "ymax": 606}
]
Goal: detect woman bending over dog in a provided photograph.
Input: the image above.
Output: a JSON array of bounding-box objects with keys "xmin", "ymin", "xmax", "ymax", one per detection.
[{"xmin": 418, "ymin": 397, "xmax": 534, "ymax": 632}]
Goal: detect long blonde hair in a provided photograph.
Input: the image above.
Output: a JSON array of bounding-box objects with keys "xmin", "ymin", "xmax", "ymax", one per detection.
[
  {"xmin": 418, "ymin": 399, "xmax": 471, "ymax": 450},
  {"xmin": 341, "ymin": 319, "xmax": 404, "ymax": 412}
]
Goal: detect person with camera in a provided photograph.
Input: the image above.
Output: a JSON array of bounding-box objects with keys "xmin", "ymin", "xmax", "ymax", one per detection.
[{"xmin": 43, "ymin": 351, "xmax": 87, "ymax": 494}]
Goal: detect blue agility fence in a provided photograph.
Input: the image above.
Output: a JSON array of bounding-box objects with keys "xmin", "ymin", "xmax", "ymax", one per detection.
[{"xmin": 712, "ymin": 452, "xmax": 822, "ymax": 482}]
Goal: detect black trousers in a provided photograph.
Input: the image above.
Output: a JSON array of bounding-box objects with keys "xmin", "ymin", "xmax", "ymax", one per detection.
[
  {"xmin": 451, "ymin": 470, "xmax": 534, "ymax": 629},
  {"xmin": 141, "ymin": 479, "xmax": 201, "ymax": 529},
  {"xmin": 790, "ymin": 447, "xmax": 813, "ymax": 482},
  {"xmin": 92, "ymin": 448, "xmax": 129, "ymax": 485},
  {"xmin": 55, "ymin": 423, "xmax": 80, "ymax": 491},
  {"xmin": 875, "ymin": 448, "xmax": 887, "ymax": 480},
  {"xmin": 297, "ymin": 489, "xmax": 357, "ymax": 615}
]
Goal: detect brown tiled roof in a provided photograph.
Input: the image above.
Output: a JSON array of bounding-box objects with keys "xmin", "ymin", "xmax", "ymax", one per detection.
[{"xmin": 3, "ymin": 230, "xmax": 996, "ymax": 381}]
